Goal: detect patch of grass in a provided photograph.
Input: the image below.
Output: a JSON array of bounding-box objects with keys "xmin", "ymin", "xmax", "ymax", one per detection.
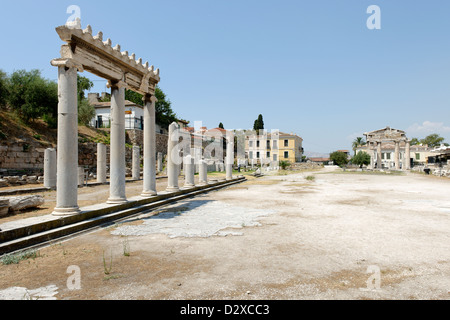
[
  {"xmin": 122, "ymin": 237, "xmax": 131, "ymax": 257},
  {"xmin": 103, "ymin": 250, "xmax": 113, "ymax": 275},
  {"xmin": 1, "ymin": 249, "xmax": 41, "ymax": 265},
  {"xmin": 305, "ymin": 175, "xmax": 315, "ymax": 181}
]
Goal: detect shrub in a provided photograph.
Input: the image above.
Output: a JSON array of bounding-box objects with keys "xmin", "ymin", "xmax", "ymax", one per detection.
[
  {"xmin": 279, "ymin": 160, "xmax": 291, "ymax": 170},
  {"xmin": 7, "ymin": 69, "xmax": 58, "ymax": 124}
]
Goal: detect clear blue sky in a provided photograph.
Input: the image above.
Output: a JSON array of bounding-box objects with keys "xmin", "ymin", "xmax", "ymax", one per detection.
[{"xmin": 1, "ymin": 0, "xmax": 450, "ymax": 154}]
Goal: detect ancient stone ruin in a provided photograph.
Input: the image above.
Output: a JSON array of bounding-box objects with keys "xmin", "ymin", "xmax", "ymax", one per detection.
[{"xmin": 51, "ymin": 22, "xmax": 160, "ymax": 215}]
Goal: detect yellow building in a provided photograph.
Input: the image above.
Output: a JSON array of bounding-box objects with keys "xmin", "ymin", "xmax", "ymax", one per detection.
[{"xmin": 245, "ymin": 132, "xmax": 303, "ymax": 164}]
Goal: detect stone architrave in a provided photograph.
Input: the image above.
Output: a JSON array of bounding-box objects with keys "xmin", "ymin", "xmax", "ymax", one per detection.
[
  {"xmin": 50, "ymin": 61, "xmax": 81, "ymax": 216},
  {"xmin": 107, "ymin": 82, "xmax": 127, "ymax": 204},
  {"xmin": 198, "ymin": 160, "xmax": 208, "ymax": 186},
  {"xmin": 44, "ymin": 148, "xmax": 57, "ymax": 189},
  {"xmin": 97, "ymin": 143, "xmax": 107, "ymax": 184},
  {"xmin": 132, "ymin": 145, "xmax": 141, "ymax": 180},
  {"xmin": 166, "ymin": 122, "xmax": 180, "ymax": 192}
]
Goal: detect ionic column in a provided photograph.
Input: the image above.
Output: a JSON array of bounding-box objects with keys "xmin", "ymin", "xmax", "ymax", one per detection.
[
  {"xmin": 157, "ymin": 152, "xmax": 163, "ymax": 173},
  {"xmin": 166, "ymin": 122, "xmax": 180, "ymax": 192},
  {"xmin": 369, "ymin": 143, "xmax": 375, "ymax": 169},
  {"xmin": 226, "ymin": 131, "xmax": 234, "ymax": 180},
  {"xmin": 198, "ymin": 160, "xmax": 208, "ymax": 186},
  {"xmin": 107, "ymin": 81, "xmax": 127, "ymax": 204},
  {"xmin": 50, "ymin": 60, "xmax": 81, "ymax": 216},
  {"xmin": 404, "ymin": 140, "xmax": 411, "ymax": 170},
  {"xmin": 132, "ymin": 145, "xmax": 141, "ymax": 181},
  {"xmin": 141, "ymin": 95, "xmax": 158, "ymax": 197},
  {"xmin": 183, "ymin": 155, "xmax": 195, "ymax": 189},
  {"xmin": 394, "ymin": 141, "xmax": 400, "ymax": 170},
  {"xmin": 97, "ymin": 143, "xmax": 107, "ymax": 184},
  {"xmin": 377, "ymin": 141, "xmax": 382, "ymax": 169},
  {"xmin": 78, "ymin": 166, "xmax": 85, "ymax": 187},
  {"xmin": 44, "ymin": 148, "xmax": 57, "ymax": 189}
]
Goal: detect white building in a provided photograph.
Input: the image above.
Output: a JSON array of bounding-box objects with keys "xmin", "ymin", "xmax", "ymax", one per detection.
[{"xmin": 88, "ymin": 93, "xmax": 168, "ymax": 134}]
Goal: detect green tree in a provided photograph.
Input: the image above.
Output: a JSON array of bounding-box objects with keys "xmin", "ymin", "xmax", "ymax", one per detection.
[
  {"xmin": 7, "ymin": 69, "xmax": 58, "ymax": 124},
  {"xmin": 352, "ymin": 137, "xmax": 366, "ymax": 155},
  {"xmin": 77, "ymin": 75, "xmax": 95, "ymax": 126},
  {"xmin": 77, "ymin": 75, "xmax": 93, "ymax": 101},
  {"xmin": 0, "ymin": 69, "xmax": 8, "ymax": 108},
  {"xmin": 78, "ymin": 99, "xmax": 96, "ymax": 126},
  {"xmin": 420, "ymin": 133, "xmax": 446, "ymax": 148},
  {"xmin": 330, "ymin": 151, "xmax": 349, "ymax": 167},
  {"xmin": 352, "ymin": 151, "xmax": 371, "ymax": 168},
  {"xmin": 125, "ymin": 86, "xmax": 177, "ymax": 128},
  {"xmin": 410, "ymin": 137, "xmax": 420, "ymax": 146},
  {"xmin": 253, "ymin": 114, "xmax": 264, "ymax": 132},
  {"xmin": 218, "ymin": 122, "xmax": 224, "ymax": 129},
  {"xmin": 125, "ymin": 89, "xmax": 143, "ymax": 106}
]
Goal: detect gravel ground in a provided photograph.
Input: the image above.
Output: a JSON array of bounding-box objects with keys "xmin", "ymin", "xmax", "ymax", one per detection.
[{"xmin": 0, "ymin": 169, "xmax": 449, "ymax": 300}]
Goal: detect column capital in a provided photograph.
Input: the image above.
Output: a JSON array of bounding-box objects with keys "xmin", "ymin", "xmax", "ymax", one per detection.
[
  {"xmin": 106, "ymin": 80, "xmax": 127, "ymax": 90},
  {"xmin": 143, "ymin": 93, "xmax": 158, "ymax": 104},
  {"xmin": 50, "ymin": 58, "xmax": 84, "ymax": 72}
]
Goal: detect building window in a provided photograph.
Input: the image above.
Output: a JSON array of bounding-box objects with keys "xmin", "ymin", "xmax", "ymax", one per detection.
[
  {"xmin": 386, "ymin": 153, "xmax": 391, "ymax": 160},
  {"xmin": 415, "ymin": 153, "xmax": 420, "ymax": 160},
  {"xmin": 267, "ymin": 152, "xmax": 270, "ymax": 158},
  {"xmin": 249, "ymin": 151, "xmax": 253, "ymax": 159},
  {"xmin": 267, "ymin": 140, "xmax": 271, "ymax": 149},
  {"xmin": 256, "ymin": 152, "xmax": 260, "ymax": 159},
  {"xmin": 284, "ymin": 151, "xmax": 289, "ymax": 159},
  {"xmin": 257, "ymin": 141, "xmax": 260, "ymax": 148},
  {"xmin": 249, "ymin": 141, "xmax": 253, "ymax": 148},
  {"xmin": 273, "ymin": 140, "xmax": 278, "ymax": 149},
  {"xmin": 382, "ymin": 153, "xmax": 385, "ymax": 160},
  {"xmin": 284, "ymin": 140, "xmax": 289, "ymax": 147},
  {"xmin": 273, "ymin": 154, "xmax": 277, "ymax": 161}
]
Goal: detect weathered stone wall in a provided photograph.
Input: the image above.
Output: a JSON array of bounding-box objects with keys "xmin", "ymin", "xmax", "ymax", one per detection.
[
  {"xmin": 127, "ymin": 129, "xmax": 168, "ymax": 156},
  {"xmin": 1, "ymin": 131, "xmax": 169, "ymax": 173},
  {"xmin": 0, "ymin": 144, "xmax": 46, "ymax": 170}
]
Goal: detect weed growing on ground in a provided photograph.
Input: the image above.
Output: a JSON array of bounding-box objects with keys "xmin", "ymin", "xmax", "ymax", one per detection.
[
  {"xmin": 122, "ymin": 237, "xmax": 130, "ymax": 257},
  {"xmin": 103, "ymin": 250, "xmax": 113, "ymax": 275},
  {"xmin": 1, "ymin": 249, "xmax": 40, "ymax": 265}
]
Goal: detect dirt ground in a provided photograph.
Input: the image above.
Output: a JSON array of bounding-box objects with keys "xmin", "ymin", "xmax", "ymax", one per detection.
[{"xmin": 0, "ymin": 168, "xmax": 449, "ymax": 300}]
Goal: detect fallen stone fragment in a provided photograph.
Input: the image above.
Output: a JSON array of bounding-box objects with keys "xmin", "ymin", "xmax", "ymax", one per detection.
[{"xmin": 7, "ymin": 195, "xmax": 45, "ymax": 212}]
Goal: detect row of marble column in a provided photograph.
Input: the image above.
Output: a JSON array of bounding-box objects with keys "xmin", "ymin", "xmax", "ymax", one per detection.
[
  {"xmin": 51, "ymin": 65, "xmax": 158, "ymax": 216},
  {"xmin": 51, "ymin": 65, "xmax": 234, "ymax": 216},
  {"xmin": 372, "ymin": 140, "xmax": 411, "ymax": 170}
]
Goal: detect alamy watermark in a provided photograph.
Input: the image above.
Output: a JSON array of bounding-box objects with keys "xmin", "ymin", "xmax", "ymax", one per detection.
[{"xmin": 367, "ymin": 5, "xmax": 381, "ymax": 30}]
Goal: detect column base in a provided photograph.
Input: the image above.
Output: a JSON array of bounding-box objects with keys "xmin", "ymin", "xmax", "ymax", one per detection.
[
  {"xmin": 52, "ymin": 207, "xmax": 81, "ymax": 216},
  {"xmin": 166, "ymin": 186, "xmax": 180, "ymax": 193},
  {"xmin": 141, "ymin": 190, "xmax": 157, "ymax": 198},
  {"xmin": 181, "ymin": 184, "xmax": 195, "ymax": 190},
  {"xmin": 106, "ymin": 197, "xmax": 128, "ymax": 205}
]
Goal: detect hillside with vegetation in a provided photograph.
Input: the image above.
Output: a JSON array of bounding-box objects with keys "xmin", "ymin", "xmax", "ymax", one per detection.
[{"xmin": 0, "ymin": 68, "xmax": 180, "ymax": 149}]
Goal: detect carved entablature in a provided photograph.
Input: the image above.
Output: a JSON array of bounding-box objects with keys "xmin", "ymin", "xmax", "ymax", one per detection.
[
  {"xmin": 51, "ymin": 24, "xmax": 160, "ymax": 96},
  {"xmin": 364, "ymin": 127, "xmax": 408, "ymax": 143}
]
